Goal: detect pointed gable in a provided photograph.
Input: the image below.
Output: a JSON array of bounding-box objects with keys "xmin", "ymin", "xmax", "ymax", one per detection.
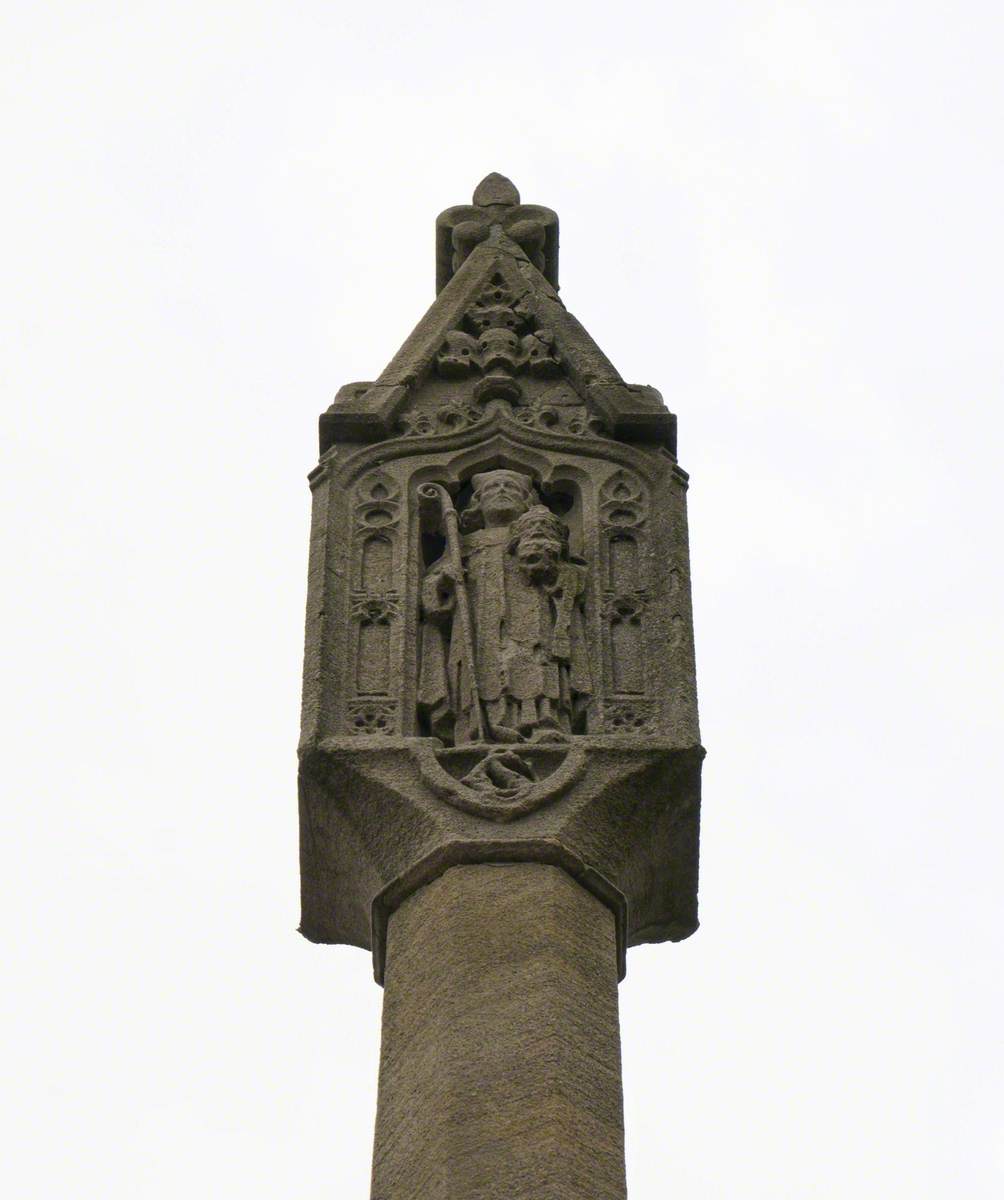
[{"xmin": 320, "ymin": 177, "xmax": 675, "ymax": 452}]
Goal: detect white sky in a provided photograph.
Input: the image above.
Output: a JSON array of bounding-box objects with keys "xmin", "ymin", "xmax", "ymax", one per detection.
[{"xmin": 3, "ymin": 2, "xmax": 1003, "ymax": 1196}]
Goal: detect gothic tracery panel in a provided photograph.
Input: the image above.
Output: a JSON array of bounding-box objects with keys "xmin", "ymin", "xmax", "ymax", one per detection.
[{"xmin": 347, "ymin": 473, "xmax": 403, "ymax": 730}]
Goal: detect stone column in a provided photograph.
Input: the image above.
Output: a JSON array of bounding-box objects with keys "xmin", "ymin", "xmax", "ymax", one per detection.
[
  {"xmin": 371, "ymin": 864, "xmax": 626, "ymax": 1200},
  {"xmin": 298, "ymin": 175, "xmax": 704, "ymax": 1197}
]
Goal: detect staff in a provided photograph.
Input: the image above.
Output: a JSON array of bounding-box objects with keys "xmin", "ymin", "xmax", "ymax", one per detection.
[{"xmin": 417, "ymin": 483, "xmax": 490, "ymax": 742}]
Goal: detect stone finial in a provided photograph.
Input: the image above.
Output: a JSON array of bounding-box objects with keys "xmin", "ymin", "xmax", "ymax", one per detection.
[
  {"xmin": 436, "ymin": 176, "xmax": 560, "ymax": 293},
  {"xmin": 472, "ymin": 172, "xmax": 520, "ymax": 208}
]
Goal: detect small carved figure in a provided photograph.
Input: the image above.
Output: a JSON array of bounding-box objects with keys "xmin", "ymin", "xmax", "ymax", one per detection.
[
  {"xmin": 459, "ymin": 749, "xmax": 537, "ymax": 798},
  {"xmin": 434, "ymin": 276, "xmax": 562, "ymax": 385},
  {"xmin": 419, "ymin": 470, "xmax": 591, "ymax": 745}
]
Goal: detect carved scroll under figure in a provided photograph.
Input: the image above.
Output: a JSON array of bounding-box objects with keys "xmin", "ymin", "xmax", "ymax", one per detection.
[{"xmin": 418, "ymin": 470, "xmax": 592, "ymax": 745}]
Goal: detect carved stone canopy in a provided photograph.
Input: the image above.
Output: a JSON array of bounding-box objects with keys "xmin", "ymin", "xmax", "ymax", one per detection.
[
  {"xmin": 320, "ymin": 210, "xmax": 675, "ymax": 452},
  {"xmin": 300, "ymin": 177, "xmax": 702, "ymax": 986}
]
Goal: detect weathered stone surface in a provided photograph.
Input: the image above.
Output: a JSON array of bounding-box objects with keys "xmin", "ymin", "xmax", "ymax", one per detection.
[
  {"xmin": 417, "ymin": 470, "xmax": 591, "ymax": 745},
  {"xmin": 371, "ymin": 864, "xmax": 626, "ymax": 1200},
  {"xmin": 299, "ymin": 737, "xmax": 702, "ymax": 982},
  {"xmin": 298, "ymin": 175, "xmax": 703, "ymax": 1196},
  {"xmin": 317, "ymin": 234, "xmax": 676, "ymax": 448},
  {"xmin": 435, "ymin": 173, "xmax": 560, "ymax": 293}
]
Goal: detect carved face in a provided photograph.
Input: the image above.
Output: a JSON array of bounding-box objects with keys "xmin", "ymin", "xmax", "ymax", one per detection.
[
  {"xmin": 437, "ymin": 329, "xmax": 479, "ymax": 377},
  {"xmin": 513, "ymin": 532, "xmax": 563, "ymax": 584},
  {"xmin": 471, "ymin": 471, "xmax": 535, "ymax": 527},
  {"xmin": 477, "ymin": 327, "xmax": 522, "ymax": 374},
  {"xmin": 509, "ymin": 504, "xmax": 567, "ymax": 584}
]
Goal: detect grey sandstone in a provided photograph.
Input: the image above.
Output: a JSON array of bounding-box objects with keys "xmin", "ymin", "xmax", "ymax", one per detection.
[
  {"xmin": 298, "ymin": 175, "xmax": 704, "ymax": 1197},
  {"xmin": 373, "ymin": 865, "xmax": 625, "ymax": 1199}
]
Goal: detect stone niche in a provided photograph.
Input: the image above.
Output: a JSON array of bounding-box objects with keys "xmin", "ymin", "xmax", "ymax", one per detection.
[{"xmin": 299, "ymin": 186, "xmax": 703, "ymax": 983}]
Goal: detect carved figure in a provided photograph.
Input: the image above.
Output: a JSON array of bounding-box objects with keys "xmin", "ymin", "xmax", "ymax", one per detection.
[
  {"xmin": 434, "ymin": 276, "xmax": 562, "ymax": 385},
  {"xmin": 459, "ymin": 748, "xmax": 538, "ymax": 798},
  {"xmin": 419, "ymin": 470, "xmax": 591, "ymax": 745}
]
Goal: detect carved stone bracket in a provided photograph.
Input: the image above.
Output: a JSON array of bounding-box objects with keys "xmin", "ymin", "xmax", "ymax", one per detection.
[{"xmin": 298, "ymin": 738, "xmax": 705, "ymax": 984}]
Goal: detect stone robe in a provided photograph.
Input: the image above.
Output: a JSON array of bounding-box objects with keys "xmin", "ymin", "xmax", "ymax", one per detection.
[{"xmin": 419, "ymin": 526, "xmax": 591, "ymax": 744}]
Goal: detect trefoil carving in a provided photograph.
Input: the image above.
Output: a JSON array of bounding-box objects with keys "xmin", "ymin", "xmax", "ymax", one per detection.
[
  {"xmin": 599, "ymin": 470, "xmax": 647, "ymax": 531},
  {"xmin": 350, "ymin": 593, "xmax": 401, "ymax": 623},
  {"xmin": 346, "ymin": 701, "xmax": 397, "ymax": 736},
  {"xmin": 354, "ymin": 473, "xmax": 401, "ymax": 532},
  {"xmin": 602, "ymin": 700, "xmax": 657, "ymax": 735},
  {"xmin": 435, "ymin": 275, "xmax": 562, "ymax": 400}
]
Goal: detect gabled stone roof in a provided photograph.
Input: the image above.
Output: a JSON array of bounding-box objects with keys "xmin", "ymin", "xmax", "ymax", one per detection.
[{"xmin": 320, "ymin": 196, "xmax": 675, "ymax": 452}]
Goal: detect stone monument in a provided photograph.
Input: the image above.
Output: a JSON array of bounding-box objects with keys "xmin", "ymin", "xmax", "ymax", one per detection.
[{"xmin": 298, "ymin": 174, "xmax": 703, "ymax": 1198}]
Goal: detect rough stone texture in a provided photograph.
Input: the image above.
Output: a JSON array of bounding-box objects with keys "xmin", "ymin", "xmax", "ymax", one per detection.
[
  {"xmin": 299, "ymin": 737, "xmax": 702, "ymax": 982},
  {"xmin": 417, "ymin": 470, "xmax": 592, "ymax": 745},
  {"xmin": 317, "ymin": 233, "xmax": 674, "ymax": 450},
  {"xmin": 300, "ymin": 173, "xmax": 703, "ymax": 966},
  {"xmin": 371, "ymin": 864, "xmax": 626, "ymax": 1200},
  {"xmin": 435, "ymin": 173, "xmax": 560, "ymax": 293},
  {"xmin": 299, "ymin": 175, "xmax": 704, "ymax": 1195}
]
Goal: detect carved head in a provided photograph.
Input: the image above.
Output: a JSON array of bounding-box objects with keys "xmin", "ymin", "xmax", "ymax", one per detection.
[
  {"xmin": 467, "ymin": 303, "xmax": 521, "ymax": 333},
  {"xmin": 436, "ymin": 329, "xmax": 479, "ymax": 377},
  {"xmin": 477, "ymin": 326, "xmax": 522, "ymax": 373},
  {"xmin": 508, "ymin": 504, "xmax": 567, "ymax": 584},
  {"xmin": 465, "ymin": 470, "xmax": 537, "ymax": 529},
  {"xmin": 466, "ymin": 301, "xmax": 524, "ymax": 374}
]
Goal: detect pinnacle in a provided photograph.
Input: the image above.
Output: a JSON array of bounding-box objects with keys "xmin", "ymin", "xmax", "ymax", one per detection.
[{"xmin": 473, "ymin": 173, "xmax": 520, "ymax": 207}]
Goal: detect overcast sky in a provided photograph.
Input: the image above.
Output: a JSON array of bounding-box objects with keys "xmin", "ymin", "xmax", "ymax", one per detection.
[{"xmin": 4, "ymin": 2, "xmax": 1003, "ymax": 1196}]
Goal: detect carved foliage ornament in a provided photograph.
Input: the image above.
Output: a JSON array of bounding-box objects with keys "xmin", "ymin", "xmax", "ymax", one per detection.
[
  {"xmin": 351, "ymin": 594, "xmax": 401, "ymax": 623},
  {"xmin": 436, "ymin": 173, "xmax": 559, "ymax": 290},
  {"xmin": 599, "ymin": 469, "xmax": 647, "ymax": 531},
  {"xmin": 397, "ymin": 397, "xmax": 611, "ymax": 442},
  {"xmin": 435, "ymin": 275, "xmax": 561, "ymax": 394}
]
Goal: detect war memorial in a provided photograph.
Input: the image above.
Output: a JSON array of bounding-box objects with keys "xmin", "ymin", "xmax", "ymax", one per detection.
[{"xmin": 297, "ymin": 174, "xmax": 704, "ymax": 1198}]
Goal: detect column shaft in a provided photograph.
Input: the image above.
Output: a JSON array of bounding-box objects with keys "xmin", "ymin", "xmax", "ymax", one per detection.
[{"xmin": 370, "ymin": 863, "xmax": 627, "ymax": 1200}]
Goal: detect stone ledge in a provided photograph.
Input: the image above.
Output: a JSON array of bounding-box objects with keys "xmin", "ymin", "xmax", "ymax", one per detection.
[{"xmin": 298, "ymin": 739, "xmax": 703, "ymax": 982}]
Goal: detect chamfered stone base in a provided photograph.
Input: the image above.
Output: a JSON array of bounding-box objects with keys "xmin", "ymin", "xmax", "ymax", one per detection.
[
  {"xmin": 371, "ymin": 863, "xmax": 627, "ymax": 1200},
  {"xmin": 298, "ymin": 739, "xmax": 703, "ymax": 984}
]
